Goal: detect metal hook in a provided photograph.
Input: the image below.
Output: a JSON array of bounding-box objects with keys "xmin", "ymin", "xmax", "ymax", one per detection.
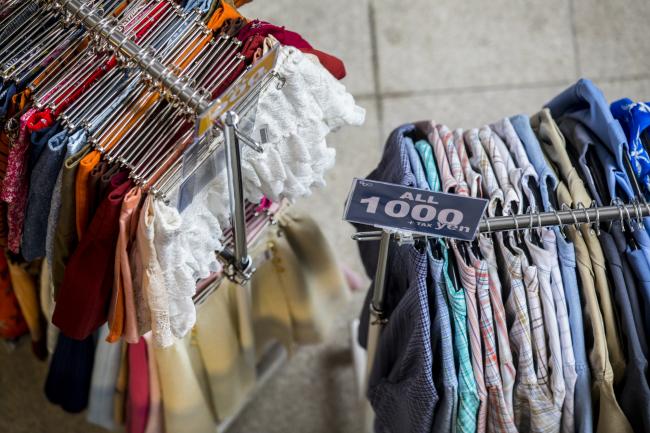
[
  {"xmin": 611, "ymin": 199, "xmax": 626, "ymax": 232},
  {"xmin": 621, "ymin": 200, "xmax": 635, "ymax": 232},
  {"xmin": 526, "ymin": 205, "xmax": 535, "ymax": 242},
  {"xmin": 561, "ymin": 203, "xmax": 582, "ymax": 237},
  {"xmin": 632, "ymin": 198, "xmax": 643, "ymax": 227},
  {"xmin": 577, "ymin": 202, "xmax": 591, "ymax": 234},
  {"xmin": 510, "ymin": 211, "xmax": 522, "ymax": 242},
  {"xmin": 552, "ymin": 208, "xmax": 567, "ymax": 239},
  {"xmin": 591, "ymin": 200, "xmax": 601, "ymax": 236}
]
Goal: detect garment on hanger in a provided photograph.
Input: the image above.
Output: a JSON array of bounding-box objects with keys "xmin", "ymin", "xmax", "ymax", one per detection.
[{"xmin": 354, "ymin": 79, "xmax": 650, "ymax": 433}]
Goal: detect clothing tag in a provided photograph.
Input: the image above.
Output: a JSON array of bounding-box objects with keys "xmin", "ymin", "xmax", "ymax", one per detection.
[
  {"xmin": 258, "ymin": 124, "xmax": 269, "ymax": 144},
  {"xmin": 344, "ymin": 178, "xmax": 489, "ymax": 241},
  {"xmin": 177, "ymin": 140, "xmax": 227, "ymax": 213},
  {"xmin": 182, "ymin": 138, "xmax": 201, "ymax": 179},
  {"xmin": 177, "ymin": 175, "xmax": 196, "ymax": 213}
]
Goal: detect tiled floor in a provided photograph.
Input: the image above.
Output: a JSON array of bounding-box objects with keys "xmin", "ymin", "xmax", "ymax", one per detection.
[{"xmin": 3, "ymin": 1, "xmax": 650, "ymax": 432}]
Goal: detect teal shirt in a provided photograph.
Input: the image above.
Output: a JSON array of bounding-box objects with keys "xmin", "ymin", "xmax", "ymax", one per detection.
[{"xmin": 415, "ymin": 139, "xmax": 441, "ymax": 191}]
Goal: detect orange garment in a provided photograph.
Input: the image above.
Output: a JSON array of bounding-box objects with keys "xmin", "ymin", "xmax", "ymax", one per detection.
[
  {"xmin": 174, "ymin": 2, "xmax": 243, "ymax": 70},
  {"xmin": 107, "ymin": 186, "xmax": 142, "ymax": 343},
  {"xmin": 6, "ymin": 254, "xmax": 45, "ymax": 357}
]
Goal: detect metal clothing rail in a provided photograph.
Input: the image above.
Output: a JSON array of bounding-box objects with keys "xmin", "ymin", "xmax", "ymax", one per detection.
[
  {"xmin": 59, "ymin": 0, "xmax": 211, "ymax": 113},
  {"xmin": 56, "ymin": 0, "xmax": 278, "ymax": 276}
]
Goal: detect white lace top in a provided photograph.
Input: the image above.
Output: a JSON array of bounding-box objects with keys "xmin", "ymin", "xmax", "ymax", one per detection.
[{"xmin": 147, "ymin": 44, "xmax": 365, "ymax": 345}]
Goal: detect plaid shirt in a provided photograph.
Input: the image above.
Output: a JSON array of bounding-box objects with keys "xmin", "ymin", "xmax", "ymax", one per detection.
[
  {"xmin": 479, "ymin": 236, "xmax": 516, "ymax": 416},
  {"xmin": 464, "ymin": 128, "xmax": 503, "ymax": 217},
  {"xmin": 519, "ymin": 249, "xmax": 549, "ymax": 387},
  {"xmin": 491, "ymin": 118, "xmax": 540, "ymax": 210},
  {"xmin": 478, "ymin": 126, "xmax": 521, "ymax": 215},
  {"xmin": 453, "ymin": 128, "xmax": 482, "ymax": 198},
  {"xmin": 525, "ymin": 236, "xmax": 567, "ymax": 411},
  {"xmin": 429, "ymin": 251, "xmax": 459, "ymax": 433},
  {"xmin": 416, "ymin": 121, "xmax": 458, "ymax": 193},
  {"xmin": 499, "ymin": 240, "xmax": 562, "ymax": 432},
  {"xmin": 442, "ymin": 244, "xmax": 479, "ymax": 433},
  {"xmin": 453, "ymin": 243, "xmax": 487, "ymax": 433},
  {"xmin": 474, "ymin": 258, "xmax": 518, "ymax": 433},
  {"xmin": 542, "ymin": 230, "xmax": 577, "ymax": 433},
  {"xmin": 438, "ymin": 124, "xmax": 470, "ymax": 196},
  {"xmin": 368, "ymin": 246, "xmax": 438, "ymax": 433}
]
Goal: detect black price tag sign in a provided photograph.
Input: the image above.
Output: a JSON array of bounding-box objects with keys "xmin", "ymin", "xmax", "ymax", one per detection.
[{"xmin": 344, "ymin": 178, "xmax": 488, "ymax": 241}]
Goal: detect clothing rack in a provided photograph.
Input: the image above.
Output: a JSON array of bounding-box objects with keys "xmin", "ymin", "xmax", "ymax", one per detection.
[
  {"xmin": 352, "ymin": 200, "xmax": 650, "ymax": 432},
  {"xmin": 355, "ymin": 200, "xmax": 650, "ymax": 321},
  {"xmin": 56, "ymin": 0, "xmax": 283, "ymax": 277}
]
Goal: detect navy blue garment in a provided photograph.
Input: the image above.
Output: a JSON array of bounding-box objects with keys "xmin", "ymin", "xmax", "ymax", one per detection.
[
  {"xmin": 352, "ymin": 124, "xmax": 421, "ymax": 347},
  {"xmin": 511, "ymin": 114, "xmax": 593, "ymax": 433},
  {"xmin": 625, "ymin": 247, "xmax": 650, "ymax": 351},
  {"xmin": 21, "ymin": 129, "xmax": 70, "ymax": 261},
  {"xmin": 602, "ymin": 225, "xmax": 650, "ymax": 432},
  {"xmin": 368, "ymin": 245, "xmax": 437, "ymax": 433},
  {"xmin": 0, "ymin": 83, "xmax": 17, "ymax": 122},
  {"xmin": 352, "ymin": 124, "xmax": 418, "ymax": 279},
  {"xmin": 428, "ymin": 249, "xmax": 458, "ymax": 433},
  {"xmin": 44, "ymin": 333, "xmax": 96, "ymax": 413},
  {"xmin": 29, "ymin": 122, "xmax": 61, "ymax": 173}
]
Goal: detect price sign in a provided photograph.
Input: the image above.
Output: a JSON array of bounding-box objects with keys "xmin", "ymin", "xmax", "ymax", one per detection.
[
  {"xmin": 344, "ymin": 178, "xmax": 488, "ymax": 241},
  {"xmin": 196, "ymin": 44, "xmax": 281, "ymax": 139}
]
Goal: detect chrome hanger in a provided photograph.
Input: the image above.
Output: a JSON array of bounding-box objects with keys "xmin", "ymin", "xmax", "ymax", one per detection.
[
  {"xmin": 552, "ymin": 207, "xmax": 568, "ymax": 239},
  {"xmin": 576, "ymin": 202, "xmax": 591, "ymax": 235}
]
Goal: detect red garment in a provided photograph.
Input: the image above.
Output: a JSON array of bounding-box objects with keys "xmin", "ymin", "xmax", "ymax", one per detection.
[
  {"xmin": 53, "ymin": 172, "xmax": 133, "ymax": 340},
  {"xmin": 53, "ymin": 55, "xmax": 118, "ymax": 116},
  {"xmin": 0, "ymin": 108, "xmax": 54, "ymax": 252},
  {"xmin": 127, "ymin": 338, "xmax": 150, "ymax": 433},
  {"xmin": 236, "ymin": 20, "xmax": 346, "ymax": 80},
  {"xmin": 0, "ymin": 253, "xmax": 28, "ymax": 339}
]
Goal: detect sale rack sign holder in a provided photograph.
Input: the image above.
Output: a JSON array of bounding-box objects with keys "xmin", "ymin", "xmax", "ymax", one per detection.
[{"xmin": 343, "ymin": 178, "xmax": 488, "ymax": 241}]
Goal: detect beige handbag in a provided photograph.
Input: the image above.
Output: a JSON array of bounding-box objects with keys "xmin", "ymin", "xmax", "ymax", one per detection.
[{"xmin": 250, "ymin": 211, "xmax": 348, "ymax": 356}]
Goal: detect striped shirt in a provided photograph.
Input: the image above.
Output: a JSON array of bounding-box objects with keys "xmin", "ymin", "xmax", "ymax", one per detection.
[
  {"xmin": 464, "ymin": 128, "xmax": 504, "ymax": 217},
  {"xmin": 474, "ymin": 258, "xmax": 518, "ymax": 433},
  {"xmin": 478, "ymin": 126, "xmax": 521, "ymax": 215},
  {"xmin": 423, "ymin": 121, "xmax": 458, "ymax": 193},
  {"xmin": 491, "ymin": 118, "xmax": 540, "ymax": 210},
  {"xmin": 453, "ymin": 128, "xmax": 482, "ymax": 198},
  {"xmin": 438, "ymin": 124, "xmax": 469, "ymax": 196}
]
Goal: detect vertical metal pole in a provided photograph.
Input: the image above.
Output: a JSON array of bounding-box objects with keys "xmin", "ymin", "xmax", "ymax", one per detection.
[
  {"xmin": 363, "ymin": 230, "xmax": 392, "ymax": 432},
  {"xmin": 223, "ymin": 111, "xmax": 250, "ymax": 270},
  {"xmin": 370, "ymin": 230, "xmax": 392, "ymax": 317}
]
